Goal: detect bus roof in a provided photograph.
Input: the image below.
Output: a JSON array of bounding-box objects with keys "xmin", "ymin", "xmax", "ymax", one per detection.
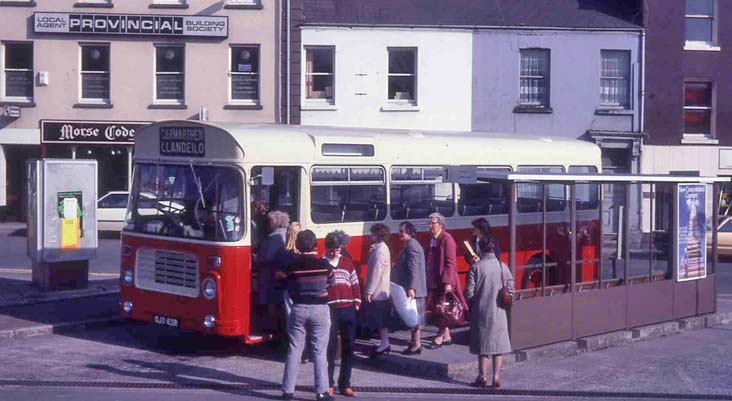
[{"xmin": 134, "ymin": 121, "xmax": 602, "ymax": 169}]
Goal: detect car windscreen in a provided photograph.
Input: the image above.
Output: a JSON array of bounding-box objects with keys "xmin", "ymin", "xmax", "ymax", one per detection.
[{"xmin": 125, "ymin": 163, "xmax": 244, "ymax": 242}]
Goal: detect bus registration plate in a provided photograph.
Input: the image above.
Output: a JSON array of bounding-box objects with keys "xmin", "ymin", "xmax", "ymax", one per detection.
[{"xmin": 153, "ymin": 315, "xmax": 179, "ymax": 328}]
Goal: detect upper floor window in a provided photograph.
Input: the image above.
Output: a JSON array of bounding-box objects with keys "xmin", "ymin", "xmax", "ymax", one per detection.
[
  {"xmin": 684, "ymin": 81, "xmax": 713, "ymax": 138},
  {"xmin": 80, "ymin": 43, "xmax": 110, "ymax": 103},
  {"xmin": 685, "ymin": 0, "xmax": 717, "ymax": 49},
  {"xmin": 519, "ymin": 49, "xmax": 550, "ymax": 108},
  {"xmin": 600, "ymin": 50, "xmax": 630, "ymax": 109},
  {"xmin": 155, "ymin": 45, "xmax": 184, "ymax": 104},
  {"xmin": 229, "ymin": 45, "xmax": 259, "ymax": 104},
  {"xmin": 2, "ymin": 42, "xmax": 33, "ymax": 102},
  {"xmin": 387, "ymin": 47, "xmax": 417, "ymax": 104},
  {"xmin": 305, "ymin": 47, "xmax": 335, "ymax": 103}
]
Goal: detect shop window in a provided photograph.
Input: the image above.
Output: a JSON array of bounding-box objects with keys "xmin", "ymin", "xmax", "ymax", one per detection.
[
  {"xmin": 80, "ymin": 43, "xmax": 110, "ymax": 103},
  {"xmin": 685, "ymin": 0, "xmax": 717, "ymax": 49},
  {"xmin": 310, "ymin": 166, "xmax": 386, "ymax": 223},
  {"xmin": 304, "ymin": 46, "xmax": 334, "ymax": 103},
  {"xmin": 390, "ymin": 166, "xmax": 453, "ymax": 219},
  {"xmin": 387, "ymin": 47, "xmax": 417, "ymax": 104},
  {"xmin": 457, "ymin": 167, "xmax": 510, "ymax": 216},
  {"xmin": 155, "ymin": 45, "xmax": 184, "ymax": 104},
  {"xmin": 2, "ymin": 42, "xmax": 33, "ymax": 102},
  {"xmin": 519, "ymin": 49, "xmax": 550, "ymax": 108},
  {"xmin": 684, "ymin": 81, "xmax": 713, "ymax": 138},
  {"xmin": 600, "ymin": 50, "xmax": 630, "ymax": 109},
  {"xmin": 229, "ymin": 45, "xmax": 259, "ymax": 104}
]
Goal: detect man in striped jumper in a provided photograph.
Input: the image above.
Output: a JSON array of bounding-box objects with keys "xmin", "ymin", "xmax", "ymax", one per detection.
[{"xmin": 324, "ymin": 232, "xmax": 362, "ymax": 397}]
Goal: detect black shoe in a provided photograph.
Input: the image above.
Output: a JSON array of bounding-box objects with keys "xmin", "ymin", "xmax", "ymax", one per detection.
[
  {"xmin": 316, "ymin": 392, "xmax": 334, "ymax": 401},
  {"xmin": 374, "ymin": 345, "xmax": 391, "ymax": 355},
  {"xmin": 402, "ymin": 345, "xmax": 423, "ymax": 355},
  {"xmin": 282, "ymin": 393, "xmax": 294, "ymax": 400},
  {"xmin": 427, "ymin": 342, "xmax": 442, "ymax": 350},
  {"xmin": 443, "ymin": 339, "xmax": 453, "ymax": 346}
]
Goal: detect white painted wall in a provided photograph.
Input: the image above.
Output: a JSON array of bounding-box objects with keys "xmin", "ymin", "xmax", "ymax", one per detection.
[{"xmin": 300, "ymin": 27, "xmax": 472, "ymax": 131}]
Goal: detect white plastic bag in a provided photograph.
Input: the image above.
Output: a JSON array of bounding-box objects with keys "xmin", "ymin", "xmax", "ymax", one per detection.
[{"xmin": 390, "ymin": 282, "xmax": 419, "ymax": 329}]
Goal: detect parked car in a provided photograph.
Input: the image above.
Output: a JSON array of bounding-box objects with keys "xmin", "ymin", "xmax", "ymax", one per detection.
[
  {"xmin": 707, "ymin": 216, "xmax": 732, "ymax": 258},
  {"xmin": 97, "ymin": 191, "xmax": 130, "ymax": 232}
]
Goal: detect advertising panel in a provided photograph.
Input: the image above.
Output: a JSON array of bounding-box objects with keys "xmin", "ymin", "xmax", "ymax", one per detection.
[{"xmin": 677, "ymin": 183, "xmax": 708, "ymax": 282}]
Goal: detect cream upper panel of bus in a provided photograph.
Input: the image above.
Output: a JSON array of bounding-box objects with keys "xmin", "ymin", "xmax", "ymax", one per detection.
[{"xmin": 134, "ymin": 121, "xmax": 601, "ymax": 168}]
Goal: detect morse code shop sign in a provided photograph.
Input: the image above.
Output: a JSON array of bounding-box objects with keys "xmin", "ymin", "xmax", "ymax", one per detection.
[
  {"xmin": 159, "ymin": 127, "xmax": 206, "ymax": 157},
  {"xmin": 34, "ymin": 12, "xmax": 228, "ymax": 38}
]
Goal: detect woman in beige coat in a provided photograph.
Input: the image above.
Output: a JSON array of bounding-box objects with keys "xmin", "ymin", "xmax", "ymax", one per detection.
[
  {"xmin": 364, "ymin": 223, "xmax": 391, "ymax": 355},
  {"xmin": 464, "ymin": 237, "xmax": 514, "ymax": 388}
]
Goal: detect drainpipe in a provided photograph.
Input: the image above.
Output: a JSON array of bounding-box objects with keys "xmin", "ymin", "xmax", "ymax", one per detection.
[
  {"xmin": 640, "ymin": 30, "xmax": 646, "ymax": 134},
  {"xmin": 286, "ymin": 0, "xmax": 291, "ymax": 125}
]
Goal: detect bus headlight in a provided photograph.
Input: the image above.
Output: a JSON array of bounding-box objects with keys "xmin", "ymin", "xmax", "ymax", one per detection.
[
  {"xmin": 202, "ymin": 278, "xmax": 217, "ymax": 300},
  {"xmin": 122, "ymin": 268, "xmax": 134, "ymax": 286},
  {"xmin": 122, "ymin": 301, "xmax": 133, "ymax": 313},
  {"xmin": 203, "ymin": 315, "xmax": 216, "ymax": 329}
]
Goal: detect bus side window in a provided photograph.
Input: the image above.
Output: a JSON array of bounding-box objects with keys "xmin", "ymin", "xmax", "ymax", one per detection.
[
  {"xmin": 457, "ymin": 167, "xmax": 510, "ymax": 216},
  {"xmin": 516, "ymin": 166, "xmax": 565, "ymax": 213},
  {"xmin": 569, "ymin": 166, "xmax": 599, "ymax": 210},
  {"xmin": 390, "ymin": 166, "xmax": 454, "ymax": 219},
  {"xmin": 311, "ymin": 166, "xmax": 386, "ymax": 223}
]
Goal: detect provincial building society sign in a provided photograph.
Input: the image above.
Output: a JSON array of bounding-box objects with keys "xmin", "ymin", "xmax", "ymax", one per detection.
[{"xmin": 34, "ymin": 12, "xmax": 228, "ymax": 38}]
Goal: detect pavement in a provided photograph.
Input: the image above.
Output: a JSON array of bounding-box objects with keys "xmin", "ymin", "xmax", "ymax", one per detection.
[{"xmin": 1, "ymin": 222, "xmax": 732, "ymax": 400}]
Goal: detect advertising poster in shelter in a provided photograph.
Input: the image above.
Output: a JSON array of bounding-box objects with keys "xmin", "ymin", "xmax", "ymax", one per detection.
[{"xmin": 677, "ymin": 183, "xmax": 707, "ymax": 281}]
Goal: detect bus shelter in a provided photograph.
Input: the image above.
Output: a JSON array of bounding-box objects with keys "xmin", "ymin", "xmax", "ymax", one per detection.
[{"xmin": 467, "ymin": 170, "xmax": 727, "ymax": 350}]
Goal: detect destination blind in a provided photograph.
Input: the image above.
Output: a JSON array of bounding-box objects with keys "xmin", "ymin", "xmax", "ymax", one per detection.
[{"xmin": 159, "ymin": 127, "xmax": 206, "ymax": 157}]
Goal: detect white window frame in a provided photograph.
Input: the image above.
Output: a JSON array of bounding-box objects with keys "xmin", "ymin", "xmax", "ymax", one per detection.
[
  {"xmin": 386, "ymin": 47, "xmax": 418, "ymax": 106},
  {"xmin": 303, "ymin": 46, "xmax": 335, "ymax": 107},
  {"xmin": 519, "ymin": 48, "xmax": 550, "ymax": 108},
  {"xmin": 1, "ymin": 42, "xmax": 33, "ymax": 103},
  {"xmin": 683, "ymin": 80, "xmax": 715, "ymax": 140},
  {"xmin": 152, "ymin": 0, "xmax": 186, "ymax": 4},
  {"xmin": 153, "ymin": 44, "xmax": 185, "ymax": 105},
  {"xmin": 76, "ymin": 0, "xmax": 112, "ymax": 5},
  {"xmin": 599, "ymin": 50, "xmax": 631, "ymax": 109},
  {"xmin": 79, "ymin": 42, "xmax": 110, "ymax": 104},
  {"xmin": 684, "ymin": 0, "xmax": 720, "ymax": 51},
  {"xmin": 228, "ymin": 44, "xmax": 260, "ymax": 105},
  {"xmin": 225, "ymin": 0, "xmax": 261, "ymax": 5}
]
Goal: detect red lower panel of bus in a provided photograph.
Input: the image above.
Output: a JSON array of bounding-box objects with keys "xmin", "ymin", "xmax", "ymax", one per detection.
[{"xmin": 119, "ymin": 234, "xmax": 252, "ymax": 339}]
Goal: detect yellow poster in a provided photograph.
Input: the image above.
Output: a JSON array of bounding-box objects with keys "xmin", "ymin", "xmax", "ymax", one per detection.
[{"xmin": 61, "ymin": 218, "xmax": 81, "ymax": 250}]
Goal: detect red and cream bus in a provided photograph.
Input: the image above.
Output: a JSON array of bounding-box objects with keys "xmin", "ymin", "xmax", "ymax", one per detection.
[{"xmin": 119, "ymin": 121, "xmax": 602, "ymax": 343}]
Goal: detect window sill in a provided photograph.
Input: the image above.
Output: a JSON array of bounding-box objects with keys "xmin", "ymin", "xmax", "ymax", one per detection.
[
  {"xmin": 513, "ymin": 105, "xmax": 553, "ymax": 114},
  {"xmin": 224, "ymin": 104, "xmax": 263, "ymax": 110},
  {"xmin": 681, "ymin": 136, "xmax": 719, "ymax": 145},
  {"xmin": 0, "ymin": 1, "xmax": 36, "ymax": 7},
  {"xmin": 301, "ymin": 103, "xmax": 337, "ymax": 111},
  {"xmin": 149, "ymin": 3, "xmax": 189, "ymax": 9},
  {"xmin": 223, "ymin": 2, "xmax": 263, "ymax": 9},
  {"xmin": 73, "ymin": 2, "xmax": 114, "ymax": 8},
  {"xmin": 73, "ymin": 103, "xmax": 113, "ymax": 109},
  {"xmin": 0, "ymin": 101, "xmax": 36, "ymax": 107},
  {"xmin": 684, "ymin": 43, "xmax": 721, "ymax": 52},
  {"xmin": 595, "ymin": 108, "xmax": 634, "ymax": 116},
  {"xmin": 148, "ymin": 103, "xmax": 187, "ymax": 109},
  {"xmin": 380, "ymin": 103, "xmax": 420, "ymax": 112}
]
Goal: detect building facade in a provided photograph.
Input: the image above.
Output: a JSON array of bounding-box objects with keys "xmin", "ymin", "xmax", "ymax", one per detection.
[
  {"xmin": 285, "ymin": 0, "xmax": 643, "ymax": 173},
  {"xmin": 643, "ymin": 0, "xmax": 732, "ymax": 177},
  {"xmin": 0, "ymin": 0, "xmax": 276, "ymax": 220}
]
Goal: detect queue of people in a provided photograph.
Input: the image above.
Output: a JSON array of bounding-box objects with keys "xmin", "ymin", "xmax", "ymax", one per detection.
[{"xmin": 252, "ymin": 211, "xmax": 513, "ymax": 400}]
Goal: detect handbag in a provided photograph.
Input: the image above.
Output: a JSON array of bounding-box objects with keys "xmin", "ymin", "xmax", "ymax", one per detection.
[
  {"xmin": 433, "ymin": 289, "xmax": 466, "ymax": 327},
  {"xmin": 497, "ymin": 262, "xmax": 513, "ymax": 309}
]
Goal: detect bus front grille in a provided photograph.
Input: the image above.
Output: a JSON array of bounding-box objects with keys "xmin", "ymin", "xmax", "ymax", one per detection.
[{"xmin": 135, "ymin": 249, "xmax": 199, "ymax": 298}]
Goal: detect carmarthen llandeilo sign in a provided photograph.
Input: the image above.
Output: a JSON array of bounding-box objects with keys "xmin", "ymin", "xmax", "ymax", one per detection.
[
  {"xmin": 41, "ymin": 120, "xmax": 151, "ymax": 145},
  {"xmin": 159, "ymin": 126, "xmax": 206, "ymax": 157},
  {"xmin": 34, "ymin": 12, "xmax": 228, "ymax": 38}
]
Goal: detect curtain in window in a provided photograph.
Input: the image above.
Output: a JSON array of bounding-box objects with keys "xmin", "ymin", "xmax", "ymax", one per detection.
[
  {"xmin": 520, "ymin": 49, "xmax": 548, "ymax": 106},
  {"xmin": 600, "ymin": 51, "xmax": 630, "ymax": 108}
]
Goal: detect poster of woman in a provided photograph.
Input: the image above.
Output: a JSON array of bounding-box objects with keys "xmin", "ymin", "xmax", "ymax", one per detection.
[{"xmin": 677, "ymin": 183, "xmax": 707, "ymax": 281}]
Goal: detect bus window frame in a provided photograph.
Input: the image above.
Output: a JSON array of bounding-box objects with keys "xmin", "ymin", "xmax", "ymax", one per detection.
[
  {"xmin": 309, "ymin": 165, "xmax": 387, "ymax": 224},
  {"xmin": 390, "ymin": 165, "xmax": 455, "ymax": 220},
  {"xmin": 456, "ymin": 166, "xmax": 512, "ymax": 217}
]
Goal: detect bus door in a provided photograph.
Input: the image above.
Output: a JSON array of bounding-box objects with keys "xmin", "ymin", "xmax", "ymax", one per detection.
[{"xmin": 249, "ymin": 166, "xmax": 302, "ymax": 334}]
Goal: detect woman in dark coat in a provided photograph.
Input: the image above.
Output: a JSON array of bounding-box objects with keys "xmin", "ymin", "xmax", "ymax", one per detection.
[
  {"xmin": 463, "ymin": 217, "xmax": 501, "ymax": 265},
  {"xmin": 464, "ymin": 237, "xmax": 514, "ymax": 388},
  {"xmin": 425, "ymin": 212, "xmax": 468, "ymax": 348},
  {"xmin": 392, "ymin": 221, "xmax": 427, "ymax": 355}
]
